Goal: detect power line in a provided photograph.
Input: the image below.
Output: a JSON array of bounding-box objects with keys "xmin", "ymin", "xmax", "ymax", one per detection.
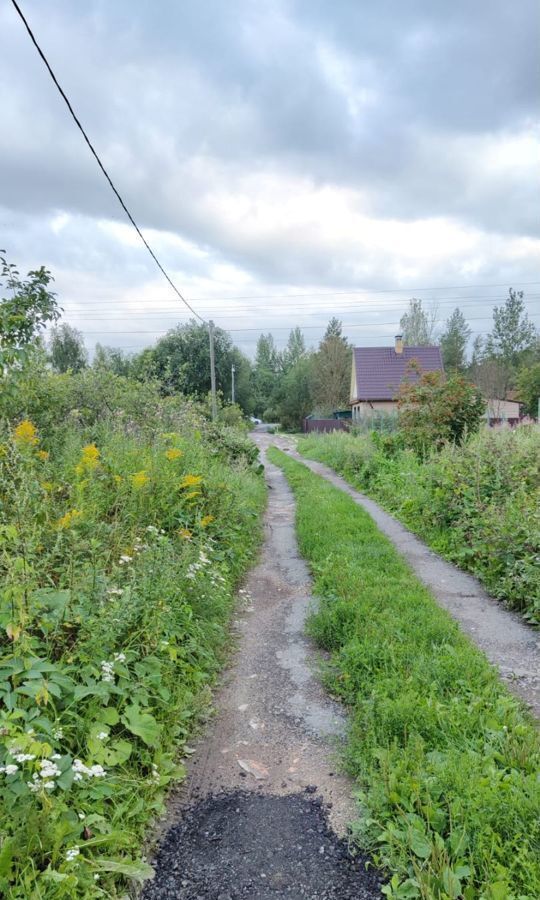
[
  {"xmin": 76, "ymin": 310, "xmax": 540, "ymax": 336},
  {"xmin": 110, "ymin": 328, "xmax": 502, "ymax": 351},
  {"xmin": 53, "ymin": 279, "xmax": 540, "ymax": 303},
  {"xmin": 57, "ymin": 288, "xmax": 540, "ymax": 313},
  {"xmin": 185, "ymin": 281, "xmax": 540, "ymax": 303},
  {"xmin": 9, "ymin": 0, "xmax": 205, "ymax": 324},
  {"xmin": 61, "ymin": 293, "xmax": 540, "ymax": 318}
]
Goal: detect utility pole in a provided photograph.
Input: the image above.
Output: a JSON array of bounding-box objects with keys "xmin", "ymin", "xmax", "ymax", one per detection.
[
  {"xmin": 231, "ymin": 363, "xmax": 236, "ymax": 405},
  {"xmin": 208, "ymin": 320, "xmax": 218, "ymax": 422}
]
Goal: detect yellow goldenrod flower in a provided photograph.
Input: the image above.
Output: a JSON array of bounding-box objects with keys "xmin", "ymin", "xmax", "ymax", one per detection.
[
  {"xmin": 184, "ymin": 491, "xmax": 201, "ymax": 500},
  {"xmin": 177, "ymin": 528, "xmax": 192, "ymax": 540},
  {"xmin": 56, "ymin": 509, "xmax": 82, "ymax": 530},
  {"xmin": 180, "ymin": 474, "xmax": 202, "ymax": 489},
  {"xmin": 37, "ymin": 450, "xmax": 50, "ymax": 461},
  {"xmin": 41, "ymin": 481, "xmax": 54, "ymax": 492},
  {"xmin": 13, "ymin": 420, "xmax": 39, "ymax": 446},
  {"xmin": 200, "ymin": 515, "xmax": 215, "ymax": 527},
  {"xmin": 113, "ymin": 474, "xmax": 123, "ymax": 484},
  {"xmin": 165, "ymin": 448, "xmax": 183, "ymax": 461},
  {"xmin": 131, "ymin": 470, "xmax": 149, "ymax": 489},
  {"xmin": 80, "ymin": 444, "xmax": 100, "ymax": 469}
]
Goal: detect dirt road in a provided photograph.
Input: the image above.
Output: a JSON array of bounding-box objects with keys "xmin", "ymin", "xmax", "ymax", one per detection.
[{"xmin": 143, "ymin": 439, "xmax": 382, "ymax": 898}]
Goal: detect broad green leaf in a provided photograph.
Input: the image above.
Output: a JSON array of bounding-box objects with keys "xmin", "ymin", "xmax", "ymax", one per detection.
[
  {"xmin": 105, "ymin": 739, "xmax": 132, "ymax": 765},
  {"xmin": 98, "ymin": 707, "xmax": 120, "ymax": 726},
  {"xmin": 442, "ymin": 868, "xmax": 462, "ymax": 899},
  {"xmin": 409, "ymin": 829, "xmax": 432, "ymax": 860},
  {"xmin": 93, "ymin": 858, "xmax": 154, "ymax": 882},
  {"xmin": 0, "ymin": 837, "xmax": 14, "ymax": 878},
  {"xmin": 122, "ymin": 705, "xmax": 161, "ymax": 747}
]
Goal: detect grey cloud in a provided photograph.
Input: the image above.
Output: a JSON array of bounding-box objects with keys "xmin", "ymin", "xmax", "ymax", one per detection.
[{"xmin": 0, "ymin": 0, "xmax": 539, "ymax": 330}]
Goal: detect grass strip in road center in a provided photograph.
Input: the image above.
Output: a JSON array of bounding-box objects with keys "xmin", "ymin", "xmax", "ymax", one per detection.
[{"xmin": 267, "ymin": 447, "xmax": 540, "ymax": 900}]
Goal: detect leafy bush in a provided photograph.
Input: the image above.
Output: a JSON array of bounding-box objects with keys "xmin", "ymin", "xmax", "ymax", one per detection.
[
  {"xmin": 270, "ymin": 448, "xmax": 540, "ymax": 899},
  {"xmin": 0, "ymin": 403, "xmax": 265, "ymax": 896},
  {"xmin": 397, "ymin": 369, "xmax": 485, "ymax": 455},
  {"xmin": 300, "ymin": 426, "xmax": 540, "ymax": 623}
]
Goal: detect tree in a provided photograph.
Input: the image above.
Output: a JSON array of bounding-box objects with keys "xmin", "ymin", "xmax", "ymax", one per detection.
[
  {"xmin": 252, "ymin": 333, "xmax": 281, "ymax": 416},
  {"xmin": 148, "ymin": 320, "xmax": 253, "ymax": 411},
  {"xmin": 399, "ymin": 298, "xmax": 438, "ymax": 346},
  {"xmin": 484, "ymin": 288, "xmax": 537, "ymax": 391},
  {"xmin": 516, "ymin": 363, "xmax": 540, "ymax": 418},
  {"xmin": 273, "ymin": 354, "xmax": 314, "ymax": 430},
  {"xmin": 1, "ymin": 253, "xmax": 60, "ymax": 371},
  {"xmin": 311, "ymin": 318, "xmax": 351, "ymax": 415},
  {"xmin": 324, "ymin": 317, "xmax": 345, "ymax": 340},
  {"xmin": 93, "ymin": 344, "xmax": 133, "ymax": 377},
  {"xmin": 440, "ymin": 308, "xmax": 471, "ymax": 372},
  {"xmin": 49, "ymin": 323, "xmax": 87, "ymax": 373},
  {"xmin": 282, "ymin": 327, "xmax": 306, "ymax": 372},
  {"xmin": 398, "ymin": 368, "xmax": 485, "ymax": 455}
]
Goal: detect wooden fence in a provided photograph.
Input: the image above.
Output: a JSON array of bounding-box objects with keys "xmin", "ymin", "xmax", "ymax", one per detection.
[{"xmin": 303, "ymin": 418, "xmax": 351, "ymax": 434}]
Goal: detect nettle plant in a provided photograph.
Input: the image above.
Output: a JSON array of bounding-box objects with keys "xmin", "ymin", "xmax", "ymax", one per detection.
[{"xmin": 0, "ymin": 418, "xmax": 260, "ymax": 896}]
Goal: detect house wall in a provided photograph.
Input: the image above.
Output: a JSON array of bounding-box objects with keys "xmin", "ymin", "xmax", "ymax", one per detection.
[
  {"xmin": 484, "ymin": 399, "xmax": 521, "ymax": 420},
  {"xmin": 351, "ymin": 400, "xmax": 398, "ymax": 420}
]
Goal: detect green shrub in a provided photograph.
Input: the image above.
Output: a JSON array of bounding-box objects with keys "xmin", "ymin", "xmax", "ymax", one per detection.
[{"xmin": 269, "ymin": 448, "xmax": 540, "ymax": 899}]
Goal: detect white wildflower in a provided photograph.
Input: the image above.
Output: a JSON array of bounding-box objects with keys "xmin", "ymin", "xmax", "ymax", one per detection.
[
  {"xmin": 72, "ymin": 759, "xmax": 107, "ymax": 779},
  {"xmin": 14, "ymin": 753, "xmax": 36, "ymax": 763},
  {"xmin": 53, "ymin": 727, "xmax": 63, "ymax": 740},
  {"xmin": 146, "ymin": 525, "xmax": 158, "ymax": 534},
  {"xmin": 0, "ymin": 764, "xmax": 19, "ymax": 775},
  {"xmin": 107, "ymin": 587, "xmax": 123, "ymax": 597},
  {"xmin": 27, "ymin": 780, "xmax": 40, "ymax": 793},
  {"xmin": 42, "ymin": 780, "xmax": 56, "ymax": 791},
  {"xmin": 78, "ymin": 812, "xmax": 86, "ymax": 820},
  {"xmin": 66, "ymin": 846, "xmax": 80, "ymax": 862},
  {"xmin": 96, "ymin": 731, "xmax": 108, "ymax": 741},
  {"xmin": 113, "ymin": 652, "xmax": 126, "ymax": 663},
  {"xmin": 101, "ymin": 660, "xmax": 115, "ymax": 682},
  {"xmin": 39, "ymin": 760, "xmax": 60, "ymax": 779},
  {"xmin": 119, "ymin": 555, "xmax": 132, "ymax": 565},
  {"xmin": 51, "ymin": 753, "xmax": 61, "ymax": 760}
]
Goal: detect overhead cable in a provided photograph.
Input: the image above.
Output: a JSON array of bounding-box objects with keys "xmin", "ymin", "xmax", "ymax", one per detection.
[{"xmin": 9, "ymin": 0, "xmax": 205, "ymax": 323}]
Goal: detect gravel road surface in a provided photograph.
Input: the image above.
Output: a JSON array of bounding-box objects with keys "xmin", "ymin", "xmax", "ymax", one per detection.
[{"xmin": 143, "ymin": 439, "xmax": 383, "ymax": 899}]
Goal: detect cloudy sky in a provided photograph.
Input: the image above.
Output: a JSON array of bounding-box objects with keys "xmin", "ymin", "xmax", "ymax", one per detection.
[{"xmin": 1, "ymin": 0, "xmax": 539, "ymax": 357}]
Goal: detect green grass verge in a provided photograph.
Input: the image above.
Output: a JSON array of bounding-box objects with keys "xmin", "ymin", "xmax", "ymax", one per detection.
[{"xmin": 268, "ymin": 447, "xmax": 540, "ymax": 900}]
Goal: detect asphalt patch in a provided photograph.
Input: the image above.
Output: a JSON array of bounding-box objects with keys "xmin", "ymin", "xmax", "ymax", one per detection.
[{"xmin": 143, "ymin": 789, "xmax": 383, "ymax": 899}]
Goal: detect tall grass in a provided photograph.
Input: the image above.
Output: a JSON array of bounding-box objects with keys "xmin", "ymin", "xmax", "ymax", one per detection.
[
  {"xmin": 300, "ymin": 425, "xmax": 540, "ymax": 624},
  {"xmin": 269, "ymin": 447, "xmax": 540, "ymax": 899}
]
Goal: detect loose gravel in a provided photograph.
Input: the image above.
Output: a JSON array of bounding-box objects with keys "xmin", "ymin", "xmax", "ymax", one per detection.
[{"xmin": 142, "ymin": 790, "xmax": 382, "ymax": 900}]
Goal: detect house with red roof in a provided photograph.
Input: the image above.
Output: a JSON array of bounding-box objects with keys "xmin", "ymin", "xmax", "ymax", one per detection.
[{"xmin": 350, "ymin": 335, "xmax": 444, "ymax": 420}]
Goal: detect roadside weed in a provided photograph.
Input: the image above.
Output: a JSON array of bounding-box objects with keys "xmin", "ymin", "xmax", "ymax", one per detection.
[{"xmin": 0, "ymin": 416, "xmax": 265, "ymax": 897}]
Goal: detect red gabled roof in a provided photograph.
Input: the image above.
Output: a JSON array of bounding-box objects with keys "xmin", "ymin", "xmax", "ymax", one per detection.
[{"xmin": 352, "ymin": 345, "xmax": 444, "ymax": 401}]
